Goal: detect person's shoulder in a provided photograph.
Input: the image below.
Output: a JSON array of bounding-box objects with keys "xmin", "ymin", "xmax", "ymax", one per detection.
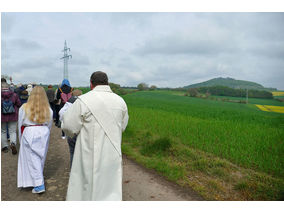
[
  {"xmin": 112, "ymin": 92, "xmax": 125, "ymax": 101},
  {"xmin": 78, "ymin": 90, "xmax": 89, "ymax": 99},
  {"xmin": 19, "ymin": 103, "xmax": 26, "ymax": 111},
  {"xmin": 108, "ymin": 92, "xmax": 127, "ymax": 107},
  {"xmin": 76, "ymin": 92, "xmax": 91, "ymax": 106}
]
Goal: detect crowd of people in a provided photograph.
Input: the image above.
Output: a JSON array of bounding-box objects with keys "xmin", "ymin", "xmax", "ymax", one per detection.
[
  {"xmin": 1, "ymin": 78, "xmax": 73, "ymax": 154},
  {"xmin": 1, "ymin": 71, "xmax": 129, "ymax": 200}
]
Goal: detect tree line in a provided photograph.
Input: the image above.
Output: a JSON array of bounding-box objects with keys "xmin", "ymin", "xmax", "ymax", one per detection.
[{"xmin": 186, "ymin": 85, "xmax": 273, "ymax": 99}]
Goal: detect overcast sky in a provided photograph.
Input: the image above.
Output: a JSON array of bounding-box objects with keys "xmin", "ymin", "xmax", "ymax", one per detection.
[{"xmin": 1, "ymin": 12, "xmax": 284, "ymax": 89}]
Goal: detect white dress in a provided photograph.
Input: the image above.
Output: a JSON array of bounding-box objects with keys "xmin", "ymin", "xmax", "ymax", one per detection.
[
  {"xmin": 61, "ymin": 85, "xmax": 129, "ymax": 201},
  {"xmin": 17, "ymin": 105, "xmax": 53, "ymax": 188}
]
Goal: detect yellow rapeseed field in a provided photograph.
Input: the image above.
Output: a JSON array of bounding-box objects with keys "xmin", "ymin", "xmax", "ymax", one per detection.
[
  {"xmin": 272, "ymin": 91, "xmax": 284, "ymax": 96},
  {"xmin": 256, "ymin": 105, "xmax": 284, "ymax": 113}
]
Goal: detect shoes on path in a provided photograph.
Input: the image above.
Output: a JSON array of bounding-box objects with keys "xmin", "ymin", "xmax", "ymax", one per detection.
[
  {"xmin": 32, "ymin": 184, "xmax": 45, "ymax": 194},
  {"xmin": 1, "ymin": 147, "xmax": 9, "ymax": 153},
  {"xmin": 61, "ymin": 136, "xmax": 66, "ymax": 139},
  {"xmin": 10, "ymin": 143, "xmax": 17, "ymax": 155}
]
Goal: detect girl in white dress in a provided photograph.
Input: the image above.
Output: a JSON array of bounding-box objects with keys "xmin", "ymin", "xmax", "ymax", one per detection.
[{"xmin": 17, "ymin": 86, "xmax": 53, "ymax": 194}]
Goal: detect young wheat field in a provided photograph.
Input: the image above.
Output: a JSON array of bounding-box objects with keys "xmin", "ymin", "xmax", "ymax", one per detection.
[{"xmin": 121, "ymin": 90, "xmax": 284, "ymax": 200}]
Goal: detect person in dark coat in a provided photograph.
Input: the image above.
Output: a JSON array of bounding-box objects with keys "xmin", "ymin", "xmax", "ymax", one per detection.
[
  {"xmin": 1, "ymin": 81, "xmax": 21, "ymax": 154},
  {"xmin": 56, "ymin": 79, "xmax": 72, "ymax": 139},
  {"xmin": 15, "ymin": 84, "xmax": 28, "ymax": 105},
  {"xmin": 46, "ymin": 85, "xmax": 56, "ymax": 120},
  {"xmin": 56, "ymin": 79, "xmax": 72, "ymax": 108},
  {"xmin": 54, "ymin": 86, "xmax": 61, "ymax": 126}
]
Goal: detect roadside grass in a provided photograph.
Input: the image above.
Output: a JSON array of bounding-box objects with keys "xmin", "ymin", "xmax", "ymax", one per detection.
[
  {"xmin": 122, "ymin": 130, "xmax": 284, "ymax": 200},
  {"xmin": 122, "ymin": 90, "xmax": 284, "ymax": 200}
]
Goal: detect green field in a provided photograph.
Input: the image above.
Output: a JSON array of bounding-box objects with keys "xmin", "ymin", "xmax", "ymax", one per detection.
[{"xmin": 121, "ymin": 90, "xmax": 284, "ymax": 200}]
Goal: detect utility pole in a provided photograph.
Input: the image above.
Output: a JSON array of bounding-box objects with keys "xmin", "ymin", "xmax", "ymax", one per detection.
[{"xmin": 60, "ymin": 40, "xmax": 72, "ymax": 80}]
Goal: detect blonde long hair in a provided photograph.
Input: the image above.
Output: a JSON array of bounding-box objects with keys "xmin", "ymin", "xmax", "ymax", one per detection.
[{"xmin": 24, "ymin": 86, "xmax": 51, "ymax": 124}]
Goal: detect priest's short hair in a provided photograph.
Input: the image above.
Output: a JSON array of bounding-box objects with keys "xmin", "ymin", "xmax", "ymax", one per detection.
[{"xmin": 90, "ymin": 71, "xmax": 108, "ymax": 86}]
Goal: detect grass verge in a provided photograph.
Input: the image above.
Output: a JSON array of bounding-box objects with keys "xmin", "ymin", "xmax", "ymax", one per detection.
[{"xmin": 122, "ymin": 130, "xmax": 284, "ymax": 200}]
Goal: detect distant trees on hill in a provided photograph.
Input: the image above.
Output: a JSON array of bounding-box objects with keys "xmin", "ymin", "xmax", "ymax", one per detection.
[
  {"xmin": 136, "ymin": 83, "xmax": 157, "ymax": 91},
  {"xmin": 184, "ymin": 77, "xmax": 277, "ymax": 91},
  {"xmin": 195, "ymin": 86, "xmax": 273, "ymax": 99}
]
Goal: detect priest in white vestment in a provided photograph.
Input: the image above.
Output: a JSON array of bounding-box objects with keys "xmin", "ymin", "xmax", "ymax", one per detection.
[{"xmin": 61, "ymin": 71, "xmax": 129, "ymax": 201}]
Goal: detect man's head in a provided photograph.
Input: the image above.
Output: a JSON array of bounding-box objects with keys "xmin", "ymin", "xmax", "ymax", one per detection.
[
  {"xmin": 1, "ymin": 78, "xmax": 7, "ymax": 83},
  {"xmin": 90, "ymin": 71, "xmax": 108, "ymax": 89}
]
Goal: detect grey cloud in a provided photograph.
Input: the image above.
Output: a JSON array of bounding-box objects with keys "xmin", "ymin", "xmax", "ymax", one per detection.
[
  {"xmin": 11, "ymin": 39, "xmax": 42, "ymax": 50},
  {"xmin": 70, "ymin": 52, "xmax": 90, "ymax": 66},
  {"xmin": 3, "ymin": 58, "xmax": 57, "ymax": 77},
  {"xmin": 100, "ymin": 59, "xmax": 111, "ymax": 66},
  {"xmin": 117, "ymin": 57, "xmax": 139, "ymax": 70},
  {"xmin": 1, "ymin": 41, "xmax": 10, "ymax": 60},
  {"xmin": 2, "ymin": 13, "xmax": 284, "ymax": 90},
  {"xmin": 109, "ymin": 13, "xmax": 155, "ymax": 28},
  {"xmin": 248, "ymin": 41, "xmax": 284, "ymax": 60},
  {"xmin": 1, "ymin": 13, "xmax": 14, "ymax": 34},
  {"xmin": 134, "ymin": 35, "xmax": 236, "ymax": 56},
  {"xmin": 237, "ymin": 13, "xmax": 284, "ymax": 42},
  {"xmin": 17, "ymin": 59, "xmax": 54, "ymax": 69}
]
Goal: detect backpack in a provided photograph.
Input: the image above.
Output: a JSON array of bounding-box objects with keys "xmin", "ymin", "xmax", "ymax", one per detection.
[
  {"xmin": 1, "ymin": 97, "xmax": 15, "ymax": 114},
  {"xmin": 59, "ymin": 87, "xmax": 72, "ymax": 104}
]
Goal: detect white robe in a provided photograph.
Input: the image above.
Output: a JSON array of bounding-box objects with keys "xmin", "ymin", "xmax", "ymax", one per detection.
[
  {"xmin": 59, "ymin": 102, "xmax": 73, "ymax": 122},
  {"xmin": 17, "ymin": 105, "xmax": 53, "ymax": 188},
  {"xmin": 61, "ymin": 85, "xmax": 128, "ymax": 201}
]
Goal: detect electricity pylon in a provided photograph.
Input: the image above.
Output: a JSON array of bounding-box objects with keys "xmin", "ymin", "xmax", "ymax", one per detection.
[{"xmin": 60, "ymin": 40, "xmax": 72, "ymax": 80}]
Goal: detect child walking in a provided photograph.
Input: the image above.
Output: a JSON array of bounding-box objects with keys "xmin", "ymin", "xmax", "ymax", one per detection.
[{"xmin": 17, "ymin": 86, "xmax": 53, "ymax": 194}]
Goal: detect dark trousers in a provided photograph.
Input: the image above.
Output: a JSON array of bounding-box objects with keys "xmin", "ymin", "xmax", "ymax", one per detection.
[
  {"xmin": 49, "ymin": 102, "xmax": 56, "ymax": 119},
  {"xmin": 55, "ymin": 104, "xmax": 60, "ymax": 125},
  {"xmin": 6, "ymin": 123, "xmax": 9, "ymax": 139},
  {"xmin": 67, "ymin": 135, "xmax": 77, "ymax": 168}
]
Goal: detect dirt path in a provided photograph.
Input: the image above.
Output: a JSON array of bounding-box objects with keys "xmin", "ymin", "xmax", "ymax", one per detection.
[{"xmin": 1, "ymin": 123, "xmax": 203, "ymax": 201}]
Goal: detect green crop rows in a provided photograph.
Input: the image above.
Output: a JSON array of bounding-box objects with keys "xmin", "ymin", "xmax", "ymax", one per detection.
[{"xmin": 122, "ymin": 90, "xmax": 284, "ymax": 178}]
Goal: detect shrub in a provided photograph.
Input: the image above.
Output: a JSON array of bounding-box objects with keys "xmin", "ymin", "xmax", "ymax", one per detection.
[
  {"xmin": 140, "ymin": 137, "xmax": 172, "ymax": 156},
  {"xmin": 149, "ymin": 85, "xmax": 157, "ymax": 91},
  {"xmin": 137, "ymin": 83, "xmax": 148, "ymax": 91},
  {"xmin": 187, "ymin": 88, "xmax": 199, "ymax": 97}
]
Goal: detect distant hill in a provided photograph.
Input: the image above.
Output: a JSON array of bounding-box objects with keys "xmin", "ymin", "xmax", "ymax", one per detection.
[{"xmin": 184, "ymin": 77, "xmax": 277, "ymax": 91}]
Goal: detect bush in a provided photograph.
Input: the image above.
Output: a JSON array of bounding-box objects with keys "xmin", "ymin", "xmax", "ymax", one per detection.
[
  {"xmin": 140, "ymin": 137, "xmax": 172, "ymax": 156},
  {"xmin": 109, "ymin": 82, "xmax": 128, "ymax": 95},
  {"xmin": 149, "ymin": 85, "xmax": 157, "ymax": 91},
  {"xmin": 186, "ymin": 88, "xmax": 199, "ymax": 97},
  {"xmin": 137, "ymin": 83, "xmax": 148, "ymax": 91}
]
